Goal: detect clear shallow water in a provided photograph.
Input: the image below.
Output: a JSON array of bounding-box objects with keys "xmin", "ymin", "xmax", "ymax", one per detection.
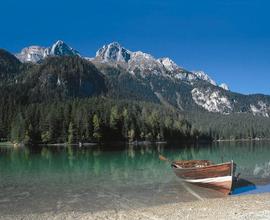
[{"xmin": 0, "ymin": 141, "xmax": 270, "ymax": 214}]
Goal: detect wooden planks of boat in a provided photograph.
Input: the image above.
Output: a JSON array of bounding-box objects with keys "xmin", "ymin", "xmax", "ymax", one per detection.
[{"xmin": 171, "ymin": 160, "xmax": 236, "ymax": 195}]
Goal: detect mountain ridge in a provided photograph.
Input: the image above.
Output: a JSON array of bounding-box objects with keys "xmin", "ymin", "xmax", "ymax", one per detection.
[
  {"xmin": 1, "ymin": 47, "xmax": 270, "ymax": 143},
  {"xmin": 4, "ymin": 41, "xmax": 270, "ymax": 118},
  {"xmin": 15, "ymin": 40, "xmax": 228, "ymax": 88}
]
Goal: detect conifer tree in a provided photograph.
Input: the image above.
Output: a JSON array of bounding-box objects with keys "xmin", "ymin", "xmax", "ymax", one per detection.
[
  {"xmin": 93, "ymin": 114, "xmax": 101, "ymax": 141},
  {"xmin": 68, "ymin": 122, "xmax": 74, "ymax": 144}
]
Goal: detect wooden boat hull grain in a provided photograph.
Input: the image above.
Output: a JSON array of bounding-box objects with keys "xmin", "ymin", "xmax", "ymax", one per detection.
[{"xmin": 172, "ymin": 161, "xmax": 236, "ymax": 195}]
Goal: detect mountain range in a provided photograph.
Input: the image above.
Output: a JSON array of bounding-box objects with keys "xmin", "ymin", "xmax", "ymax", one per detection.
[
  {"xmin": 2, "ymin": 39, "xmax": 270, "ymax": 143},
  {"xmin": 12, "ymin": 40, "xmax": 270, "ymax": 118}
]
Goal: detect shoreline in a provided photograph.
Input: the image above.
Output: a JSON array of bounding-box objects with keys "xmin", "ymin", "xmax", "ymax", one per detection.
[
  {"xmin": 2, "ymin": 138, "xmax": 270, "ymax": 147},
  {"xmin": 214, "ymin": 138, "xmax": 270, "ymax": 142},
  {"xmin": 1, "ymin": 193, "xmax": 270, "ymax": 220}
]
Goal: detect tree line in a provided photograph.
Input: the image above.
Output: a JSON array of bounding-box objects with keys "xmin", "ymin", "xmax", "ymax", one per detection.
[{"xmin": 0, "ymin": 97, "xmax": 210, "ymax": 144}]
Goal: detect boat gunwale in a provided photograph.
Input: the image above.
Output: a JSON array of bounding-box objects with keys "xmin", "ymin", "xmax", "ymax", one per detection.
[{"xmin": 171, "ymin": 161, "xmax": 233, "ymax": 171}]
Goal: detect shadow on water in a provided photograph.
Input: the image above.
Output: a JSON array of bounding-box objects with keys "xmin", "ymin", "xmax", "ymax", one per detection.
[
  {"xmin": 233, "ymin": 177, "xmax": 270, "ymax": 195},
  {"xmin": 1, "ymin": 141, "xmax": 270, "ymax": 214},
  {"xmin": 232, "ymin": 178, "xmax": 257, "ymax": 194}
]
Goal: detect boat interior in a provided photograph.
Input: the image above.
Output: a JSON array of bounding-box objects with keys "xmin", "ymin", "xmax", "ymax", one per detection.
[{"xmin": 172, "ymin": 160, "xmax": 213, "ymax": 169}]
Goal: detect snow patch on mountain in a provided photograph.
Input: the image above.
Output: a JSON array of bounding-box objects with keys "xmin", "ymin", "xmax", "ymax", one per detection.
[
  {"xmin": 186, "ymin": 73, "xmax": 197, "ymax": 82},
  {"xmin": 219, "ymin": 83, "xmax": 229, "ymax": 91},
  {"xmin": 158, "ymin": 57, "xmax": 179, "ymax": 72},
  {"xmin": 128, "ymin": 51, "xmax": 165, "ymax": 75},
  {"xmin": 192, "ymin": 71, "xmax": 217, "ymax": 86},
  {"xmin": 250, "ymin": 101, "xmax": 270, "ymax": 117},
  {"xmin": 173, "ymin": 73, "xmax": 187, "ymax": 80},
  {"xmin": 84, "ymin": 57, "xmax": 95, "ymax": 61},
  {"xmin": 191, "ymin": 88, "xmax": 232, "ymax": 114}
]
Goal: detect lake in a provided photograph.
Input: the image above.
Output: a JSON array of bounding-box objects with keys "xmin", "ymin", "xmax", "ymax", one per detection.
[{"xmin": 0, "ymin": 141, "xmax": 270, "ymax": 215}]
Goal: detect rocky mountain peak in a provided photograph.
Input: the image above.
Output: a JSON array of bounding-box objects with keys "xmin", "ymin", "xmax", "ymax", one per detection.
[
  {"xmin": 219, "ymin": 83, "xmax": 229, "ymax": 91},
  {"xmin": 16, "ymin": 46, "xmax": 47, "ymax": 63},
  {"xmin": 127, "ymin": 51, "xmax": 164, "ymax": 74},
  {"xmin": 15, "ymin": 40, "xmax": 79, "ymax": 63},
  {"xmin": 95, "ymin": 43, "xmax": 196, "ymax": 80},
  {"xmin": 45, "ymin": 40, "xmax": 80, "ymax": 57},
  {"xmin": 95, "ymin": 42, "xmax": 131, "ymax": 63}
]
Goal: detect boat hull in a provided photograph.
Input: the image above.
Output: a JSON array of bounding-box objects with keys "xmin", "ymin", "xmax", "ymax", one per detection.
[{"xmin": 172, "ymin": 161, "xmax": 236, "ymax": 195}]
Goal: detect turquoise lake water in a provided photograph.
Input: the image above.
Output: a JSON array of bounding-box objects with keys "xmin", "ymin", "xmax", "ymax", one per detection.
[{"xmin": 0, "ymin": 141, "xmax": 270, "ymax": 214}]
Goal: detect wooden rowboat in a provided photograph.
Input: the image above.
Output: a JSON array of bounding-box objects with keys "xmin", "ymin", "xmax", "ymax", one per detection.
[{"xmin": 171, "ymin": 160, "xmax": 236, "ymax": 195}]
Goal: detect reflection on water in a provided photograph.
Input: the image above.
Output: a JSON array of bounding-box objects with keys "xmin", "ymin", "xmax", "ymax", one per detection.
[{"xmin": 0, "ymin": 141, "xmax": 270, "ymax": 214}]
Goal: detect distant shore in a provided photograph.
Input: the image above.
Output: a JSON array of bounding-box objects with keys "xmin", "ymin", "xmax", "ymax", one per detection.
[
  {"xmin": 1, "ymin": 193, "xmax": 270, "ymax": 220},
  {"xmin": 0, "ymin": 141, "xmax": 13, "ymax": 146},
  {"xmin": 2, "ymin": 138, "xmax": 270, "ymax": 148},
  {"xmin": 214, "ymin": 138, "xmax": 270, "ymax": 142}
]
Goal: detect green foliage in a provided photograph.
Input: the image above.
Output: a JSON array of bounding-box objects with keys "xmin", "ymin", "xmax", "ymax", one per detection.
[
  {"xmin": 1, "ymin": 97, "xmax": 209, "ymax": 144},
  {"xmin": 67, "ymin": 122, "xmax": 74, "ymax": 144},
  {"xmin": 41, "ymin": 131, "xmax": 51, "ymax": 143},
  {"xmin": 109, "ymin": 106, "xmax": 119, "ymax": 129},
  {"xmin": 10, "ymin": 113, "xmax": 25, "ymax": 143},
  {"xmin": 92, "ymin": 114, "xmax": 102, "ymax": 142},
  {"xmin": 185, "ymin": 111, "xmax": 270, "ymax": 140},
  {"xmin": 128, "ymin": 129, "xmax": 135, "ymax": 142},
  {"xmin": 0, "ymin": 49, "xmax": 22, "ymax": 84}
]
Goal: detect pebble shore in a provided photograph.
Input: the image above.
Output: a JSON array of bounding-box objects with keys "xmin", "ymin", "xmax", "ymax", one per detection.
[{"xmin": 1, "ymin": 193, "xmax": 270, "ymax": 220}]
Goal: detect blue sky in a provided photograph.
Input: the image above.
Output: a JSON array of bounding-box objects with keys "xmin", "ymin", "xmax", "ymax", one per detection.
[{"xmin": 1, "ymin": 0, "xmax": 269, "ymax": 95}]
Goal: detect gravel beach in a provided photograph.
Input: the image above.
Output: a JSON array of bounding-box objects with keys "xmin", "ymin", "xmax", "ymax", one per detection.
[{"xmin": 1, "ymin": 193, "xmax": 270, "ymax": 220}]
